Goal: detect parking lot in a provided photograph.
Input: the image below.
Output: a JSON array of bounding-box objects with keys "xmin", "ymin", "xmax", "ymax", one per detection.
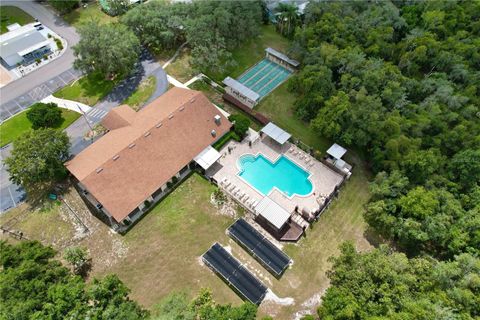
[{"xmin": 0, "ymin": 68, "xmax": 82, "ymax": 122}]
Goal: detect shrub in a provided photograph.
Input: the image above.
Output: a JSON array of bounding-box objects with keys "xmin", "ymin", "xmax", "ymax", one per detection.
[
  {"xmin": 26, "ymin": 102, "xmax": 63, "ymax": 129},
  {"xmin": 64, "ymin": 246, "xmax": 89, "ymax": 275},
  {"xmin": 144, "ymin": 200, "xmax": 151, "ymax": 208},
  {"xmin": 172, "ymin": 176, "xmax": 179, "ymax": 184},
  {"xmin": 228, "ymin": 114, "xmax": 251, "ymax": 139},
  {"xmin": 213, "ymin": 188, "xmax": 226, "ymax": 205},
  {"xmin": 54, "ymin": 38, "xmax": 63, "ymax": 51}
]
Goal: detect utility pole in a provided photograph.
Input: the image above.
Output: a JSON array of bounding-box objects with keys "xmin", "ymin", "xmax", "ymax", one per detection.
[{"xmin": 78, "ymin": 104, "xmax": 94, "ymax": 144}]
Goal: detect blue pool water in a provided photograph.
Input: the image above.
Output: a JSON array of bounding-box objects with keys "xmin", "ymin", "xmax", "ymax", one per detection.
[{"xmin": 238, "ymin": 154, "xmax": 313, "ymax": 197}]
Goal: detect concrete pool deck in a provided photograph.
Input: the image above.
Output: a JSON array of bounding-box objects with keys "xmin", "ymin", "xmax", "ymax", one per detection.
[{"xmin": 207, "ymin": 131, "xmax": 344, "ymax": 220}]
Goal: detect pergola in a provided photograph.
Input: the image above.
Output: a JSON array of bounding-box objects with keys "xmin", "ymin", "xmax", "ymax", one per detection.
[
  {"xmin": 194, "ymin": 146, "xmax": 221, "ymax": 170},
  {"xmin": 326, "ymin": 143, "xmax": 347, "ymax": 160},
  {"xmin": 255, "ymin": 196, "xmax": 290, "ymax": 231},
  {"xmin": 261, "ymin": 122, "xmax": 291, "ymax": 145}
]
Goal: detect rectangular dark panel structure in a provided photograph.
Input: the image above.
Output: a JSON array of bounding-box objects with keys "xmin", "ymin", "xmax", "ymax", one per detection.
[
  {"xmin": 228, "ymin": 218, "xmax": 291, "ymax": 276},
  {"xmin": 202, "ymin": 242, "xmax": 268, "ymax": 305}
]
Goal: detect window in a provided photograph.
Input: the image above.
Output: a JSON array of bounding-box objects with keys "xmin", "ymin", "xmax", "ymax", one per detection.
[
  {"xmin": 179, "ymin": 165, "xmax": 189, "ymax": 175},
  {"xmin": 128, "ymin": 208, "xmax": 140, "ymax": 219}
]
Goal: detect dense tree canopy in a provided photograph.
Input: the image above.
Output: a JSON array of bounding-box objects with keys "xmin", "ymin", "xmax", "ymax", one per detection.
[
  {"xmin": 290, "ymin": 0, "xmax": 480, "ymax": 258},
  {"xmin": 48, "ymin": 0, "xmax": 79, "ymax": 14},
  {"xmin": 0, "ymin": 241, "xmax": 147, "ymax": 320},
  {"xmin": 26, "ymin": 102, "xmax": 63, "ymax": 129},
  {"xmin": 5, "ymin": 128, "xmax": 70, "ymax": 198},
  {"xmin": 317, "ymin": 242, "xmax": 480, "ymax": 320},
  {"xmin": 229, "ymin": 114, "xmax": 251, "ymax": 139},
  {"xmin": 103, "ymin": 0, "xmax": 130, "ymax": 16},
  {"xmin": 73, "ymin": 21, "xmax": 141, "ymax": 79},
  {"xmin": 151, "ymin": 289, "xmax": 257, "ymax": 320},
  {"xmin": 121, "ymin": 0, "xmax": 263, "ymax": 73}
]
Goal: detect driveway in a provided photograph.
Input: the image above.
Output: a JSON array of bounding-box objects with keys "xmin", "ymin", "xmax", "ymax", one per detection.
[
  {"xmin": 0, "ymin": 50, "xmax": 169, "ymax": 213},
  {"xmin": 0, "ymin": 0, "xmax": 81, "ymax": 120}
]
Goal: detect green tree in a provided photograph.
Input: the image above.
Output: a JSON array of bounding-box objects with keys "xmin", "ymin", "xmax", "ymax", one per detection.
[
  {"xmin": 104, "ymin": 0, "xmax": 130, "ymax": 16},
  {"xmin": 151, "ymin": 289, "xmax": 257, "ymax": 320},
  {"xmin": 48, "ymin": 0, "xmax": 79, "ymax": 14},
  {"xmin": 316, "ymin": 242, "xmax": 480, "ymax": 319},
  {"xmin": 121, "ymin": 1, "xmax": 188, "ymax": 51},
  {"xmin": 449, "ymin": 149, "xmax": 480, "ymax": 191},
  {"xmin": 88, "ymin": 274, "xmax": 148, "ymax": 319},
  {"xmin": 73, "ymin": 21, "xmax": 141, "ymax": 79},
  {"xmin": 5, "ymin": 129, "xmax": 70, "ymax": 198},
  {"xmin": 228, "ymin": 114, "xmax": 251, "ymax": 139},
  {"xmin": 26, "ymin": 102, "xmax": 63, "ymax": 129},
  {"xmin": 293, "ymin": 0, "xmax": 480, "ymax": 258},
  {"xmin": 64, "ymin": 247, "xmax": 89, "ymax": 276},
  {"xmin": 0, "ymin": 241, "xmax": 148, "ymax": 320},
  {"xmin": 275, "ymin": 3, "xmax": 300, "ymax": 38}
]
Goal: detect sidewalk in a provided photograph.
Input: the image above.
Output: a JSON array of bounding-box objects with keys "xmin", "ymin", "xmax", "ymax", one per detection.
[{"xmin": 41, "ymin": 95, "xmax": 91, "ymax": 114}]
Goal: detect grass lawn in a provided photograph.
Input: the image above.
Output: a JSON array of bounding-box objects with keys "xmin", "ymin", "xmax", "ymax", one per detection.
[
  {"xmin": 0, "ymin": 109, "xmax": 81, "ymax": 147},
  {"xmin": 53, "ymin": 73, "xmax": 116, "ymax": 106},
  {"xmin": 62, "ymin": 3, "xmax": 117, "ymax": 28},
  {"xmin": 0, "ymin": 6, "xmax": 34, "ymax": 34},
  {"xmin": 164, "ymin": 47, "xmax": 194, "ymax": 83},
  {"xmin": 256, "ymin": 82, "xmax": 331, "ymax": 153},
  {"xmin": 0, "ymin": 165, "xmax": 373, "ymax": 319},
  {"xmin": 188, "ymin": 79, "xmax": 262, "ymax": 131},
  {"xmin": 122, "ymin": 76, "xmax": 156, "ymax": 111}
]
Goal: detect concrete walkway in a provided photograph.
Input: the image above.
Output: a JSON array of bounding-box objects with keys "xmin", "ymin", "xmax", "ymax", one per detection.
[
  {"xmin": 167, "ymin": 75, "xmax": 189, "ymax": 89},
  {"xmin": 41, "ymin": 95, "xmax": 91, "ymax": 114},
  {"xmin": 162, "ymin": 42, "xmax": 188, "ymax": 69}
]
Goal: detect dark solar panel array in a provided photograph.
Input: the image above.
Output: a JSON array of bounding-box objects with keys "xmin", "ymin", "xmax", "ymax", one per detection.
[
  {"xmin": 228, "ymin": 218, "xmax": 291, "ymax": 276},
  {"xmin": 202, "ymin": 242, "xmax": 268, "ymax": 305}
]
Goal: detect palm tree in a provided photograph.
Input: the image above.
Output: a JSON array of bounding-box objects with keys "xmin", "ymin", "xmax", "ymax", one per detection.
[{"xmin": 275, "ymin": 3, "xmax": 300, "ymax": 38}]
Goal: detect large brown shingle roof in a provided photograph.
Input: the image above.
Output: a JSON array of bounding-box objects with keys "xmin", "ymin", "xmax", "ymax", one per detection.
[{"xmin": 66, "ymin": 87, "xmax": 231, "ymax": 222}]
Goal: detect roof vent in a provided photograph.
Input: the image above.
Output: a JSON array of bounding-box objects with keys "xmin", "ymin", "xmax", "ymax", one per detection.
[
  {"xmin": 190, "ymin": 98, "xmax": 196, "ymax": 103},
  {"xmin": 211, "ymin": 129, "xmax": 217, "ymax": 137},
  {"xmin": 155, "ymin": 122, "xmax": 162, "ymax": 128},
  {"xmin": 168, "ymin": 114, "xmax": 174, "ymax": 119},
  {"xmin": 96, "ymin": 168, "xmax": 103, "ymax": 173},
  {"xmin": 214, "ymin": 114, "xmax": 221, "ymax": 125},
  {"xmin": 144, "ymin": 131, "xmax": 151, "ymax": 137},
  {"xmin": 179, "ymin": 106, "xmax": 185, "ymax": 111},
  {"xmin": 128, "ymin": 143, "xmax": 136, "ymax": 149},
  {"xmin": 113, "ymin": 155, "xmax": 120, "ymax": 161}
]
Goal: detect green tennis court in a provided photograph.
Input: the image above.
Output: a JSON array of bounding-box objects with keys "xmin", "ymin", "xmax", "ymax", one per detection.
[{"xmin": 237, "ymin": 59, "xmax": 292, "ymax": 98}]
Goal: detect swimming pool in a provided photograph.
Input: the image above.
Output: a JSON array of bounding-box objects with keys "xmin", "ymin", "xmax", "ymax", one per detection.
[{"xmin": 237, "ymin": 154, "xmax": 313, "ymax": 197}]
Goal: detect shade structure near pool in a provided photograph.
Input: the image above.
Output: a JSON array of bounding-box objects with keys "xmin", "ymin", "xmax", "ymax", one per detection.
[
  {"xmin": 261, "ymin": 122, "xmax": 291, "ymax": 145},
  {"xmin": 228, "ymin": 218, "xmax": 292, "ymax": 276},
  {"xmin": 202, "ymin": 242, "xmax": 268, "ymax": 305}
]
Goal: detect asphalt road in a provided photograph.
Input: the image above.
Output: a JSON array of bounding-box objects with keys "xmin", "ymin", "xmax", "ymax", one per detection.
[
  {"xmin": 0, "ymin": 0, "xmax": 81, "ymax": 119},
  {"xmin": 0, "ymin": 50, "xmax": 169, "ymax": 213}
]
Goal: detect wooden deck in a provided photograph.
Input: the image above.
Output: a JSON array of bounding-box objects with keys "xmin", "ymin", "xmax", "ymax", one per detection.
[{"xmin": 255, "ymin": 217, "xmax": 304, "ymax": 242}]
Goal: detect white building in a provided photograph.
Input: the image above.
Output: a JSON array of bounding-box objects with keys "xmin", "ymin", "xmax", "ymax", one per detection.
[{"xmin": 0, "ymin": 24, "xmax": 52, "ymax": 67}]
